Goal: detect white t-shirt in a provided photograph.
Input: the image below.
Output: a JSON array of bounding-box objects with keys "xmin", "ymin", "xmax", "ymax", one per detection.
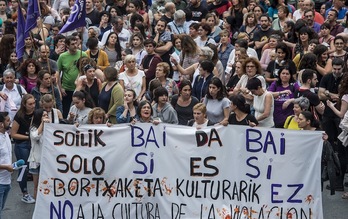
[
  {"xmin": 119, "ymin": 70, "xmax": 145, "ymax": 98},
  {"xmin": 0, "ymin": 132, "xmax": 12, "ymax": 185}
]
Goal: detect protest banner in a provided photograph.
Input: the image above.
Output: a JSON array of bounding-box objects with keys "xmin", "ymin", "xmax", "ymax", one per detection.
[{"xmin": 32, "ymin": 123, "xmax": 323, "ymax": 219}]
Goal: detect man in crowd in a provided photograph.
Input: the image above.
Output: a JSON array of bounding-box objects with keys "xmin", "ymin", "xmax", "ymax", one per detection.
[{"xmin": 57, "ymin": 36, "xmax": 87, "ymax": 118}]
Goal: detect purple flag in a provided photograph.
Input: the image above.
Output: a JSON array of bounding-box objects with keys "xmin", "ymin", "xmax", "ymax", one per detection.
[
  {"xmin": 24, "ymin": 0, "xmax": 40, "ymax": 34},
  {"xmin": 16, "ymin": 6, "xmax": 28, "ymax": 61},
  {"xmin": 59, "ymin": 0, "xmax": 86, "ymax": 34}
]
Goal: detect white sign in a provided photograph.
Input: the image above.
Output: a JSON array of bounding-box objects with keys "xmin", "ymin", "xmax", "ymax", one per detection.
[{"xmin": 33, "ymin": 123, "xmax": 324, "ymax": 219}]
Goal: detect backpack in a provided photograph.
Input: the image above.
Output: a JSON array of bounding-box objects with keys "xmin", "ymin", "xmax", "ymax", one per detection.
[
  {"xmin": 0, "ymin": 84, "xmax": 23, "ymax": 97},
  {"xmin": 321, "ymin": 141, "xmax": 341, "ymax": 195}
]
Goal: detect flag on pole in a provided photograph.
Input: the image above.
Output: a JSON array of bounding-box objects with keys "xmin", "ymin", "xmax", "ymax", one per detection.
[
  {"xmin": 59, "ymin": 0, "xmax": 86, "ymax": 34},
  {"xmin": 24, "ymin": 0, "xmax": 40, "ymax": 34},
  {"xmin": 16, "ymin": 6, "xmax": 28, "ymax": 61}
]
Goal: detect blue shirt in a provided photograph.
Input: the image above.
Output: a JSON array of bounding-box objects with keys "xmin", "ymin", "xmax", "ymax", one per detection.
[{"xmin": 325, "ymin": 7, "xmax": 348, "ymax": 19}]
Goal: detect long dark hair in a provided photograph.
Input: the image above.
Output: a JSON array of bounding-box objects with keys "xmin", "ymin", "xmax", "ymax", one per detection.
[
  {"xmin": 300, "ymin": 111, "xmax": 320, "ymax": 129},
  {"xmin": 206, "ymin": 77, "xmax": 227, "ymax": 101},
  {"xmin": 229, "ymin": 94, "xmax": 250, "ymax": 114},
  {"xmin": 17, "ymin": 94, "xmax": 35, "ymax": 118},
  {"xmin": 104, "ymin": 32, "xmax": 122, "ymax": 61},
  {"xmin": 31, "ymin": 109, "xmax": 44, "ymax": 129},
  {"xmin": 72, "ymin": 90, "xmax": 95, "ymax": 108}
]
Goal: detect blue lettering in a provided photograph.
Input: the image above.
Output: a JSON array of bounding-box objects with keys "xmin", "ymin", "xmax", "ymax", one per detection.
[
  {"xmin": 287, "ymin": 184, "xmax": 303, "ymax": 203},
  {"xmin": 246, "ymin": 157, "xmax": 260, "ymax": 178},
  {"xmin": 50, "ymin": 200, "xmax": 73, "ymax": 219},
  {"xmin": 246, "ymin": 129, "xmax": 263, "ymax": 152},
  {"xmin": 271, "ymin": 184, "xmax": 283, "ymax": 203}
]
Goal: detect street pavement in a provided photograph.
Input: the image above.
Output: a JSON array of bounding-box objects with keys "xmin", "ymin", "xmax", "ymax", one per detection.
[{"xmin": 2, "ymin": 174, "xmax": 348, "ymax": 219}]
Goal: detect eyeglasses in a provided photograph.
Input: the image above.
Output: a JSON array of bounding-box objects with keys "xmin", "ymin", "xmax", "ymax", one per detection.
[{"xmin": 246, "ymin": 65, "xmax": 255, "ymax": 68}]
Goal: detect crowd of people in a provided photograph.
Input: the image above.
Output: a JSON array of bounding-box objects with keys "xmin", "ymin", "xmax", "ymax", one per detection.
[{"xmin": 1, "ymin": 0, "xmax": 348, "ymax": 216}]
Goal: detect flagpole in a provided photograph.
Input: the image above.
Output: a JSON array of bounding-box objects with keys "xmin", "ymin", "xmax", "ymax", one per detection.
[{"xmin": 36, "ymin": 0, "xmax": 57, "ymax": 108}]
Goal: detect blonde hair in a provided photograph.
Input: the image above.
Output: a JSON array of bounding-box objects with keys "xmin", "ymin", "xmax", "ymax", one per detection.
[
  {"xmin": 193, "ymin": 103, "xmax": 207, "ymax": 114},
  {"xmin": 88, "ymin": 107, "xmax": 106, "ymax": 124}
]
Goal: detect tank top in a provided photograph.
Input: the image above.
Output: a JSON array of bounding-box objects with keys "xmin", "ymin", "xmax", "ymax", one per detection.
[
  {"xmin": 85, "ymin": 78, "xmax": 99, "ymax": 107},
  {"xmin": 99, "ymin": 82, "xmax": 118, "ymax": 113}
]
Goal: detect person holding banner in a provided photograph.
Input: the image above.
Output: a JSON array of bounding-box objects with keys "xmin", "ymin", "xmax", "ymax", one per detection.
[
  {"xmin": 246, "ymin": 77, "xmax": 274, "ymax": 127},
  {"xmin": 28, "ymin": 109, "xmax": 50, "ymax": 200},
  {"xmin": 297, "ymin": 111, "xmax": 321, "ymax": 131},
  {"xmin": 152, "ymin": 87, "xmax": 178, "ymax": 124},
  {"xmin": 116, "ymin": 89, "xmax": 138, "ymax": 123},
  {"xmin": 187, "ymin": 103, "xmax": 214, "ymax": 128},
  {"xmin": 67, "ymin": 90, "xmax": 94, "ymax": 125},
  {"xmin": 284, "ymin": 97, "xmax": 310, "ymax": 130},
  {"xmin": 0, "ymin": 112, "xmax": 12, "ymax": 218},
  {"xmin": 228, "ymin": 94, "xmax": 258, "ymax": 126},
  {"xmin": 98, "ymin": 67, "xmax": 124, "ymax": 124},
  {"xmin": 11, "ymin": 94, "xmax": 36, "ymax": 204},
  {"xmin": 135, "ymin": 100, "xmax": 155, "ymax": 123},
  {"xmin": 203, "ymin": 77, "xmax": 230, "ymax": 126},
  {"xmin": 88, "ymin": 107, "xmax": 107, "ymax": 124}
]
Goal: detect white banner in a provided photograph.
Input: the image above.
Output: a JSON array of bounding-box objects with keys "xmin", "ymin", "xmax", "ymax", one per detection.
[{"xmin": 33, "ymin": 123, "xmax": 324, "ymax": 219}]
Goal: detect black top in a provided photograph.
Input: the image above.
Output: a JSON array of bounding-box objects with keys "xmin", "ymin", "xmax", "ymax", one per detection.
[
  {"xmin": 85, "ymin": 78, "xmax": 100, "ymax": 107},
  {"xmin": 228, "ymin": 113, "xmax": 259, "ymax": 126},
  {"xmin": 171, "ymin": 94, "xmax": 200, "ymax": 125},
  {"xmin": 13, "ymin": 112, "xmax": 33, "ymax": 144}
]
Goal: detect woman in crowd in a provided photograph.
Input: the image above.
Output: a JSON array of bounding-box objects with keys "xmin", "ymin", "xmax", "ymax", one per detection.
[
  {"xmin": 330, "ymin": 36, "xmax": 347, "ymax": 62},
  {"xmin": 319, "ymin": 23, "xmax": 335, "ymax": 54},
  {"xmin": 293, "ymin": 26, "xmax": 316, "ymax": 58},
  {"xmin": 86, "ymin": 37, "xmax": 110, "ymax": 71},
  {"xmin": 260, "ymin": 34, "xmax": 281, "ymax": 70},
  {"xmin": 179, "ymin": 35, "xmax": 200, "ymax": 69},
  {"xmin": 31, "ymin": 69, "xmax": 62, "ymax": 112},
  {"xmin": 171, "ymin": 80, "xmax": 200, "ymax": 125},
  {"xmin": 327, "ymin": 74, "xmax": 348, "ymax": 119},
  {"xmin": 297, "ymin": 111, "xmax": 320, "ymax": 130},
  {"xmin": 246, "ymin": 77, "xmax": 274, "ymax": 127},
  {"xmin": 268, "ymin": 0, "xmax": 292, "ymax": 20},
  {"xmin": 6, "ymin": 50, "xmax": 22, "ymax": 81},
  {"xmin": 194, "ymin": 23, "xmax": 216, "ymax": 48},
  {"xmin": 284, "ymin": 97, "xmax": 310, "ymax": 129},
  {"xmin": 116, "ymin": 89, "xmax": 138, "ymax": 124},
  {"xmin": 88, "ymin": 107, "xmax": 106, "ymax": 124},
  {"xmin": 39, "ymin": 94, "xmax": 63, "ymax": 124},
  {"xmin": 203, "ymin": 77, "xmax": 230, "ymax": 126},
  {"xmin": 267, "ymin": 66, "xmax": 299, "ymax": 128},
  {"xmin": 152, "ymin": 87, "xmax": 178, "ymax": 124},
  {"xmin": 129, "ymin": 32, "xmax": 147, "ymax": 67},
  {"xmin": 229, "ymin": 0, "xmax": 247, "ymax": 37},
  {"xmin": 205, "ymin": 13, "xmax": 222, "ymax": 43},
  {"xmin": 154, "ymin": 62, "xmax": 178, "ymax": 101},
  {"xmin": 239, "ymin": 12, "xmax": 259, "ymax": 40},
  {"xmin": 28, "ymin": 109, "xmax": 50, "ymax": 200},
  {"xmin": 135, "ymin": 100, "xmax": 154, "ymax": 123},
  {"xmin": 218, "ymin": 30, "xmax": 234, "ymax": 71},
  {"xmin": 0, "ymin": 34, "xmax": 16, "ymax": 74},
  {"xmin": 98, "ymin": 11, "xmax": 112, "ymax": 41},
  {"xmin": 67, "ymin": 90, "xmax": 94, "ymax": 125},
  {"xmin": 11, "ymin": 94, "xmax": 36, "ymax": 204},
  {"xmin": 19, "ymin": 59, "xmax": 41, "ymax": 93},
  {"xmin": 192, "ymin": 60, "xmax": 215, "ymax": 101},
  {"xmin": 226, "ymin": 59, "xmax": 245, "ymax": 96},
  {"xmin": 0, "ymin": 69, "xmax": 27, "ymax": 122},
  {"xmin": 233, "ymin": 57, "xmax": 266, "ymax": 102},
  {"xmin": 99, "ymin": 67, "xmax": 124, "ymax": 124},
  {"xmin": 172, "ymin": 47, "xmax": 217, "ymax": 88},
  {"xmin": 266, "ymin": 42, "xmax": 297, "ymax": 85},
  {"xmin": 102, "ymin": 32, "xmax": 122, "ymax": 67},
  {"xmin": 253, "ymin": 5, "xmax": 264, "ymax": 21},
  {"xmin": 207, "ymin": 43, "xmax": 226, "ymax": 85},
  {"xmin": 75, "ymin": 64, "xmax": 102, "ymax": 107},
  {"xmin": 228, "ymin": 94, "xmax": 258, "ymax": 126},
  {"xmin": 314, "ymin": 44, "xmax": 332, "ymax": 82},
  {"xmin": 119, "ymin": 55, "xmax": 146, "ymax": 101},
  {"xmin": 187, "ymin": 103, "xmax": 214, "ymax": 128}
]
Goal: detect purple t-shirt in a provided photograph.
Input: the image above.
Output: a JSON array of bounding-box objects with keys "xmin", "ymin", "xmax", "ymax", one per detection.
[
  {"xmin": 268, "ymin": 82, "xmax": 300, "ymax": 126},
  {"xmin": 20, "ymin": 76, "xmax": 37, "ymax": 94}
]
